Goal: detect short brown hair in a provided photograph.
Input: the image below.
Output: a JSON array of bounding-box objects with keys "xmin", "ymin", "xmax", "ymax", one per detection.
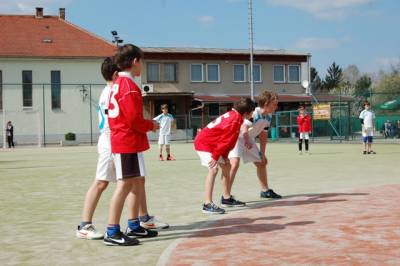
[
  {"xmin": 114, "ymin": 44, "xmax": 143, "ymax": 70},
  {"xmin": 101, "ymin": 57, "xmax": 119, "ymax": 81},
  {"xmin": 161, "ymin": 104, "xmax": 168, "ymax": 110},
  {"xmin": 257, "ymin": 90, "xmax": 278, "ymax": 107},
  {"xmin": 234, "ymin": 98, "xmax": 256, "ymax": 115},
  {"xmin": 363, "ymin": 100, "xmax": 370, "ymax": 107}
]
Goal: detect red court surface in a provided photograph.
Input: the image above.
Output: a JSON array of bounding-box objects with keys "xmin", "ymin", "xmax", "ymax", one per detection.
[{"xmin": 159, "ymin": 185, "xmax": 400, "ymax": 266}]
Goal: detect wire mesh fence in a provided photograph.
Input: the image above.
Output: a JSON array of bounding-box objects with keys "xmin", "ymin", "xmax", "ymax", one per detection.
[{"xmin": 1, "ymin": 83, "xmax": 399, "ymax": 148}]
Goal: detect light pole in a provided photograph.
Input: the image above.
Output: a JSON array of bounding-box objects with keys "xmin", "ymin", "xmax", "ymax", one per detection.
[
  {"xmin": 111, "ymin": 31, "xmax": 124, "ymax": 47},
  {"xmin": 248, "ymin": 0, "xmax": 254, "ymax": 100}
]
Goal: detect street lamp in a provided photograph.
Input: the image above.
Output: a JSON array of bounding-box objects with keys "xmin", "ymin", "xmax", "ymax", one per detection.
[{"xmin": 111, "ymin": 30, "xmax": 124, "ymax": 47}]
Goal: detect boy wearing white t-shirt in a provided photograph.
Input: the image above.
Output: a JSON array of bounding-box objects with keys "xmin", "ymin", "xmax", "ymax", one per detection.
[
  {"xmin": 154, "ymin": 104, "xmax": 175, "ymax": 161},
  {"xmin": 359, "ymin": 100, "xmax": 376, "ymax": 155}
]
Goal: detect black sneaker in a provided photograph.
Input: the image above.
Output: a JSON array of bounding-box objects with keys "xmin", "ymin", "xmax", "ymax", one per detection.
[
  {"xmin": 260, "ymin": 189, "xmax": 282, "ymax": 199},
  {"xmin": 125, "ymin": 226, "xmax": 158, "ymax": 238},
  {"xmin": 221, "ymin": 195, "xmax": 246, "ymax": 207},
  {"xmin": 103, "ymin": 231, "xmax": 140, "ymax": 246},
  {"xmin": 363, "ymin": 151, "xmax": 367, "ymax": 155},
  {"xmin": 368, "ymin": 150, "xmax": 376, "ymax": 154},
  {"xmin": 202, "ymin": 202, "xmax": 225, "ymax": 214}
]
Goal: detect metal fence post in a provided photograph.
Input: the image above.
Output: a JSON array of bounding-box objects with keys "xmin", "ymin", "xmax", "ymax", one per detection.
[
  {"xmin": 42, "ymin": 84, "xmax": 46, "ymax": 147},
  {"xmin": 89, "ymin": 84, "xmax": 93, "ymax": 145}
]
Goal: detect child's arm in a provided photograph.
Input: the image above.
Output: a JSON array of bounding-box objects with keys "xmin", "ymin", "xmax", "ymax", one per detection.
[
  {"xmin": 242, "ymin": 123, "xmax": 252, "ymax": 149},
  {"xmin": 258, "ymin": 130, "xmax": 268, "ymax": 164}
]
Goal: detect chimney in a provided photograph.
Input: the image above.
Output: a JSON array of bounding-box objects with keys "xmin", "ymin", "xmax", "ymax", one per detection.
[
  {"xmin": 59, "ymin": 8, "xmax": 65, "ymax": 20},
  {"xmin": 35, "ymin": 7, "xmax": 44, "ymax": 18}
]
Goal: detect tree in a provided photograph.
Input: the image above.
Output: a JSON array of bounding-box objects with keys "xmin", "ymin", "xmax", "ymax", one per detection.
[
  {"xmin": 343, "ymin": 64, "xmax": 360, "ymax": 85},
  {"xmin": 310, "ymin": 67, "xmax": 323, "ymax": 93},
  {"xmin": 354, "ymin": 75, "xmax": 372, "ymax": 98},
  {"xmin": 324, "ymin": 62, "xmax": 343, "ymax": 92}
]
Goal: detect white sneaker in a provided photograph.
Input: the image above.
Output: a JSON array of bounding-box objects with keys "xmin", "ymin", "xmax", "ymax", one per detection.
[
  {"xmin": 305, "ymin": 151, "xmax": 311, "ymax": 155},
  {"xmin": 140, "ymin": 216, "xmax": 169, "ymax": 229},
  {"xmin": 299, "ymin": 151, "xmax": 303, "ymax": 155},
  {"xmin": 76, "ymin": 224, "xmax": 104, "ymax": 240}
]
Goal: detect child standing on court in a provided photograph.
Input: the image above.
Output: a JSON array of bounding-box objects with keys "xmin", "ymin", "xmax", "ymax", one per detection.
[
  {"xmin": 153, "ymin": 104, "xmax": 175, "ymax": 161},
  {"xmin": 297, "ymin": 105, "xmax": 312, "ymax": 155},
  {"xmin": 105, "ymin": 44, "xmax": 159, "ymax": 246},
  {"xmin": 227, "ymin": 91, "xmax": 282, "ymax": 206},
  {"xmin": 194, "ymin": 98, "xmax": 255, "ymax": 214},
  {"xmin": 359, "ymin": 100, "xmax": 376, "ymax": 155}
]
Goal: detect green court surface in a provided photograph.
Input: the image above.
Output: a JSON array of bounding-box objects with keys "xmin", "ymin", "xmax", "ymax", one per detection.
[{"xmin": 0, "ymin": 143, "xmax": 399, "ymax": 265}]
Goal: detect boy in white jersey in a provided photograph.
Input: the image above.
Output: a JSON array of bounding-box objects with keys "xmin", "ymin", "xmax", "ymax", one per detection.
[
  {"xmin": 224, "ymin": 91, "xmax": 282, "ymax": 207},
  {"xmin": 359, "ymin": 100, "xmax": 376, "ymax": 155},
  {"xmin": 76, "ymin": 57, "xmax": 168, "ymax": 241},
  {"xmin": 153, "ymin": 104, "xmax": 175, "ymax": 161}
]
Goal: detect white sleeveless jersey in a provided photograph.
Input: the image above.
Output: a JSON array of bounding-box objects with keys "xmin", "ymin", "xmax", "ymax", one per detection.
[
  {"xmin": 248, "ymin": 107, "xmax": 272, "ymax": 139},
  {"xmin": 97, "ymin": 85, "xmax": 112, "ymax": 149}
]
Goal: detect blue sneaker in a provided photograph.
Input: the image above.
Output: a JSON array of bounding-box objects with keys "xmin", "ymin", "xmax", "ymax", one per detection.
[
  {"xmin": 202, "ymin": 202, "xmax": 225, "ymax": 214},
  {"xmin": 260, "ymin": 189, "xmax": 282, "ymax": 199}
]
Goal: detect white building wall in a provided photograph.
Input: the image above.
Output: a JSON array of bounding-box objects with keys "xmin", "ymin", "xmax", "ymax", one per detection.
[{"xmin": 0, "ymin": 58, "xmax": 106, "ymax": 145}]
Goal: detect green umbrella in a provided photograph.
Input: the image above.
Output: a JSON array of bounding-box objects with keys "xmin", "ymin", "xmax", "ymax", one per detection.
[{"xmin": 379, "ymin": 98, "xmax": 400, "ymax": 110}]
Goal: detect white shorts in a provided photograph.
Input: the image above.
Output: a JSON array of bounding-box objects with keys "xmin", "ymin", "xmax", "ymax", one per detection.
[
  {"xmin": 362, "ymin": 127, "xmax": 374, "ymax": 137},
  {"xmin": 196, "ymin": 151, "xmax": 225, "ymax": 168},
  {"xmin": 299, "ymin": 132, "xmax": 310, "ymax": 140},
  {"xmin": 95, "ymin": 146, "xmax": 117, "ymax": 182},
  {"xmin": 228, "ymin": 138, "xmax": 261, "ymax": 164},
  {"xmin": 158, "ymin": 134, "xmax": 171, "ymax": 145},
  {"xmin": 113, "ymin": 152, "xmax": 146, "ymax": 180}
]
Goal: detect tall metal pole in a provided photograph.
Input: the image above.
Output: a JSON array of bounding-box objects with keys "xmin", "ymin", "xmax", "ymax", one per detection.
[
  {"xmin": 248, "ymin": 0, "xmax": 254, "ymax": 100},
  {"xmin": 2, "ymin": 83, "xmax": 6, "ymax": 149}
]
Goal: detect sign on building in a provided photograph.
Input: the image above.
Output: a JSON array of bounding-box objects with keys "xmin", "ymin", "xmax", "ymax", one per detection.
[{"xmin": 313, "ymin": 104, "xmax": 331, "ymax": 120}]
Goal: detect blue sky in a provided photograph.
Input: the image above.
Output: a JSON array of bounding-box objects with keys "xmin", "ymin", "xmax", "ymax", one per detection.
[{"xmin": 1, "ymin": 0, "xmax": 399, "ymax": 76}]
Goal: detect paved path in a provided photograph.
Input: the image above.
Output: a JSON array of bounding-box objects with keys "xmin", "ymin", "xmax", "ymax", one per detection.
[{"xmin": 159, "ymin": 185, "xmax": 400, "ymax": 266}]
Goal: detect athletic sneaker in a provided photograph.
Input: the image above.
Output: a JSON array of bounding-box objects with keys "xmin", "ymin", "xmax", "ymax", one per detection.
[
  {"xmin": 220, "ymin": 195, "xmax": 246, "ymax": 207},
  {"xmin": 363, "ymin": 151, "xmax": 367, "ymax": 155},
  {"xmin": 103, "ymin": 231, "xmax": 140, "ymax": 246},
  {"xmin": 202, "ymin": 202, "xmax": 225, "ymax": 214},
  {"xmin": 167, "ymin": 155, "xmax": 175, "ymax": 161},
  {"xmin": 260, "ymin": 189, "xmax": 282, "ymax": 199},
  {"xmin": 125, "ymin": 226, "xmax": 158, "ymax": 238},
  {"xmin": 76, "ymin": 224, "xmax": 104, "ymax": 240},
  {"xmin": 368, "ymin": 150, "xmax": 376, "ymax": 154},
  {"xmin": 140, "ymin": 216, "xmax": 169, "ymax": 229},
  {"xmin": 299, "ymin": 151, "xmax": 303, "ymax": 155},
  {"xmin": 159, "ymin": 155, "xmax": 164, "ymax": 161}
]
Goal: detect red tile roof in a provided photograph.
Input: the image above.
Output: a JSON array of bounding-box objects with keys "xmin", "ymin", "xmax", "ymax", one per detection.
[{"xmin": 0, "ymin": 15, "xmax": 116, "ymax": 58}]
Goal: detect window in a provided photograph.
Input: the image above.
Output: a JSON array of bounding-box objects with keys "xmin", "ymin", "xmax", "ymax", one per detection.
[
  {"xmin": 233, "ymin": 64, "xmax": 246, "ymax": 82},
  {"xmin": 249, "ymin": 64, "xmax": 262, "ymax": 83},
  {"xmin": 191, "ymin": 64, "xmax": 203, "ymax": 82},
  {"xmin": 147, "ymin": 63, "xmax": 160, "ymax": 82},
  {"xmin": 0, "ymin": 70, "xmax": 2, "ymax": 111},
  {"xmin": 273, "ymin": 65, "xmax": 285, "ymax": 83},
  {"xmin": 22, "ymin": 70, "xmax": 32, "ymax": 108},
  {"xmin": 206, "ymin": 64, "xmax": 220, "ymax": 82},
  {"xmin": 163, "ymin": 63, "xmax": 178, "ymax": 82},
  {"xmin": 288, "ymin": 65, "xmax": 300, "ymax": 83},
  {"xmin": 208, "ymin": 103, "xmax": 220, "ymax": 116},
  {"xmin": 51, "ymin": 71, "xmax": 61, "ymax": 109}
]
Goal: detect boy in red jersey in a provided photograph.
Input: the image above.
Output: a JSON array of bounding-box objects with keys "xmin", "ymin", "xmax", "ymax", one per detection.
[
  {"xmin": 194, "ymin": 98, "xmax": 255, "ymax": 214},
  {"xmin": 297, "ymin": 105, "xmax": 312, "ymax": 154},
  {"xmin": 104, "ymin": 44, "xmax": 159, "ymax": 246}
]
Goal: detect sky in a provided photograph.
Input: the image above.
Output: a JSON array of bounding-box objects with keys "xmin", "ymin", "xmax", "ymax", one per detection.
[{"xmin": 1, "ymin": 0, "xmax": 399, "ymax": 76}]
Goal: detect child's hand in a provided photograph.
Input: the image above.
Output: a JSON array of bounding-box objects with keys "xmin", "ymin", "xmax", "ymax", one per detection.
[
  {"xmin": 243, "ymin": 132, "xmax": 252, "ymax": 149},
  {"xmin": 208, "ymin": 159, "xmax": 217, "ymax": 168},
  {"xmin": 260, "ymin": 154, "xmax": 268, "ymax": 166}
]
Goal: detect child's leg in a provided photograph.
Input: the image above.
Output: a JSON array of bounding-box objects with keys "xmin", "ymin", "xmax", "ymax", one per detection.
[
  {"xmin": 166, "ymin": 144, "xmax": 171, "ymax": 156},
  {"xmin": 159, "ymin": 144, "xmax": 164, "ymax": 155},
  {"xmin": 220, "ymin": 162, "xmax": 232, "ymax": 199},
  {"xmin": 136, "ymin": 177, "xmax": 149, "ymax": 218},
  {"xmin": 205, "ymin": 167, "xmax": 219, "ymax": 204},
  {"xmin": 227, "ymin": 157, "xmax": 240, "ymax": 195},
  {"xmin": 254, "ymin": 161, "xmax": 269, "ymax": 192},
  {"xmin": 81, "ymin": 180, "xmax": 109, "ymax": 223},
  {"xmin": 107, "ymin": 179, "xmax": 135, "ymax": 227},
  {"xmin": 305, "ymin": 133, "xmax": 309, "ymax": 151},
  {"xmin": 298, "ymin": 137, "xmax": 303, "ymax": 151}
]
